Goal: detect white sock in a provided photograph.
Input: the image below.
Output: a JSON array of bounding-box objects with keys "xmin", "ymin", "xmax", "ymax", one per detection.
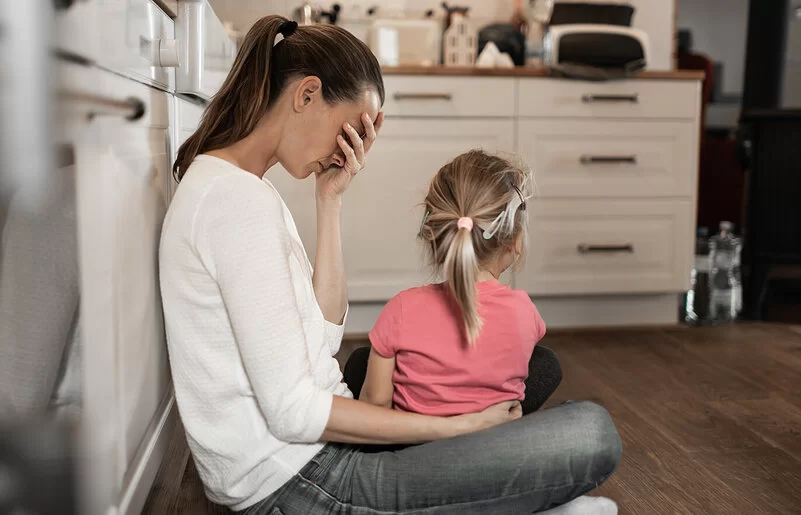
[{"xmin": 537, "ymin": 496, "xmax": 618, "ymax": 515}]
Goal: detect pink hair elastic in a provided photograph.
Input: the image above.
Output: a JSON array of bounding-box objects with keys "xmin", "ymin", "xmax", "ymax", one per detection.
[{"xmin": 457, "ymin": 217, "xmax": 474, "ymax": 231}]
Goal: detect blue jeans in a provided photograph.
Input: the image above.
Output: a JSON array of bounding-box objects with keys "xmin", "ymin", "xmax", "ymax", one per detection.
[{"xmin": 237, "ymin": 401, "xmax": 622, "ymax": 514}]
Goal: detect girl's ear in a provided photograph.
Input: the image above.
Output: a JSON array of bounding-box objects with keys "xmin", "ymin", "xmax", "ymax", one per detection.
[{"xmin": 513, "ymin": 232, "xmax": 524, "ymax": 256}]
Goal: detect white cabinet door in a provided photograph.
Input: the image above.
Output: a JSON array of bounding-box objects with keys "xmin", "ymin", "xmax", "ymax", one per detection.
[
  {"xmin": 517, "ymin": 199, "xmax": 693, "ymax": 296},
  {"xmin": 269, "ymin": 118, "xmax": 515, "ymax": 301},
  {"xmin": 517, "ymin": 119, "xmax": 696, "ymax": 198}
]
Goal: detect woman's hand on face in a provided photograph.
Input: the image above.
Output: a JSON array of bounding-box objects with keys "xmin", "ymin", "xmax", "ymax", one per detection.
[
  {"xmin": 454, "ymin": 400, "xmax": 522, "ymax": 435},
  {"xmin": 316, "ymin": 111, "xmax": 384, "ymax": 203}
]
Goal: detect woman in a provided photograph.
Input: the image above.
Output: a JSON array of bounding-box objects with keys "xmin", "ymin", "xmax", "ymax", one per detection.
[{"xmin": 160, "ymin": 15, "xmax": 621, "ymax": 515}]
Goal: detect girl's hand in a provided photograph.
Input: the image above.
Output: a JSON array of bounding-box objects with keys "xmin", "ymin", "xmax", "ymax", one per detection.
[
  {"xmin": 454, "ymin": 400, "xmax": 522, "ymax": 435},
  {"xmin": 316, "ymin": 111, "xmax": 384, "ymax": 203}
]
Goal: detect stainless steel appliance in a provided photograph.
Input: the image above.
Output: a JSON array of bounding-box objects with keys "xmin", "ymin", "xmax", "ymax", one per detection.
[{"xmin": 175, "ymin": 0, "xmax": 237, "ymax": 102}]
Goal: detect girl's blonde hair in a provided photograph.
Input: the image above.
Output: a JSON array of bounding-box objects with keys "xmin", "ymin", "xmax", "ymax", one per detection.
[{"xmin": 420, "ymin": 150, "xmax": 533, "ymax": 346}]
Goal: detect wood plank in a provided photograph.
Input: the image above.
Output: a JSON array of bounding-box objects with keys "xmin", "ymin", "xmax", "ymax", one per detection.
[
  {"xmin": 661, "ymin": 327, "xmax": 801, "ymax": 397},
  {"xmin": 550, "ymin": 343, "xmax": 761, "ymax": 514},
  {"xmin": 708, "ymin": 396, "xmax": 801, "ymax": 462},
  {"xmin": 692, "ymin": 447, "xmax": 801, "ymax": 514}
]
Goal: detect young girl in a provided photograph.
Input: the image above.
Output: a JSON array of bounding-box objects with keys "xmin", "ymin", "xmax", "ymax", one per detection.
[
  {"xmin": 360, "ymin": 149, "xmax": 545, "ymax": 415},
  {"xmin": 358, "ymin": 150, "xmax": 620, "ymax": 514}
]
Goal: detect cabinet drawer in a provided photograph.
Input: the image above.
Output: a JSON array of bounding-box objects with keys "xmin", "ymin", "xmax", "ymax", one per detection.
[
  {"xmin": 518, "ymin": 120, "xmax": 697, "ymax": 198},
  {"xmin": 517, "ymin": 200, "xmax": 693, "ymax": 295},
  {"xmin": 518, "ymin": 78, "xmax": 700, "ymax": 120},
  {"xmin": 382, "ymin": 76, "xmax": 516, "ymax": 118}
]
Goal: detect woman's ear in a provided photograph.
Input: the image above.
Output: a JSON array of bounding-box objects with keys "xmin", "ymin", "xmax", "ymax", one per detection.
[{"xmin": 293, "ymin": 76, "xmax": 323, "ymax": 112}]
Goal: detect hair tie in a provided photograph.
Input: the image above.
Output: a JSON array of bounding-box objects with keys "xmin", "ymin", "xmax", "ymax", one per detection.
[
  {"xmin": 279, "ymin": 20, "xmax": 298, "ymax": 38},
  {"xmin": 457, "ymin": 217, "xmax": 474, "ymax": 231}
]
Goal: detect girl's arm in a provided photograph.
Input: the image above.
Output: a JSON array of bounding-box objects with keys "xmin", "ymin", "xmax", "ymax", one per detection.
[{"xmin": 359, "ymin": 348, "xmax": 395, "ymax": 408}]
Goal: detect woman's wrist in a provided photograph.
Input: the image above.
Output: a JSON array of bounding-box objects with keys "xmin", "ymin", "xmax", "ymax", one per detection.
[{"xmin": 316, "ymin": 194, "xmax": 343, "ymax": 211}]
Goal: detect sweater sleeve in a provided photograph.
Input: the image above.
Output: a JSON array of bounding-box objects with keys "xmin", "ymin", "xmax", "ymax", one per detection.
[{"xmin": 194, "ymin": 176, "xmax": 333, "ymax": 443}]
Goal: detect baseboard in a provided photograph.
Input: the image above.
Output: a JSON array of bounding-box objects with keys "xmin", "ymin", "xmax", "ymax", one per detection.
[
  {"xmin": 118, "ymin": 388, "xmax": 177, "ymax": 515},
  {"xmin": 344, "ymin": 294, "xmax": 681, "ymax": 335}
]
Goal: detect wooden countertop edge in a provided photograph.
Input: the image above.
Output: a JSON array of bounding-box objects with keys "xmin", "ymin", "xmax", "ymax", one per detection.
[{"xmin": 382, "ymin": 66, "xmax": 705, "ymax": 81}]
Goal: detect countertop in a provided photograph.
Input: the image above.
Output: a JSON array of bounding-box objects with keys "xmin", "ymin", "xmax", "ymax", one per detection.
[{"xmin": 382, "ymin": 65, "xmax": 705, "ymax": 81}]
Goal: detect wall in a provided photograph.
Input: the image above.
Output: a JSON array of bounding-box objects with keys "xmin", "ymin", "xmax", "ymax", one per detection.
[
  {"xmin": 677, "ymin": 0, "xmax": 749, "ymax": 96},
  {"xmin": 210, "ymin": 0, "xmax": 676, "ymax": 70}
]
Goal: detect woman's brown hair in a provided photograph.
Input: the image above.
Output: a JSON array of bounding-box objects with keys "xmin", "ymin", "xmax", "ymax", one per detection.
[
  {"xmin": 173, "ymin": 15, "xmax": 385, "ymax": 181},
  {"xmin": 420, "ymin": 150, "xmax": 532, "ymax": 346}
]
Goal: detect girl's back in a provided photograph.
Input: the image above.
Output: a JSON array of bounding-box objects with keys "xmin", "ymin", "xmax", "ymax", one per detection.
[{"xmin": 370, "ymin": 281, "xmax": 545, "ymax": 416}]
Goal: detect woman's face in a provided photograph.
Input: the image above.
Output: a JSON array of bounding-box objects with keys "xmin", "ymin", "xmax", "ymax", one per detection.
[{"xmin": 278, "ymin": 77, "xmax": 382, "ymax": 179}]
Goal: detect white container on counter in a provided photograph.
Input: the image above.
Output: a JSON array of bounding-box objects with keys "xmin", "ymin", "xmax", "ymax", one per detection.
[{"xmin": 368, "ymin": 18, "xmax": 441, "ymax": 66}]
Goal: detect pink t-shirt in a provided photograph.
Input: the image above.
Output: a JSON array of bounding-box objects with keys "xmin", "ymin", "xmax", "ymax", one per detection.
[{"xmin": 368, "ymin": 281, "xmax": 546, "ymax": 416}]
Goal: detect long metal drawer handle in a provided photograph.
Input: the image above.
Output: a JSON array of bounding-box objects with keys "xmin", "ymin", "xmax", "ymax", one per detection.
[
  {"xmin": 580, "ymin": 155, "xmax": 638, "ymax": 165},
  {"xmin": 58, "ymin": 90, "xmax": 146, "ymax": 121},
  {"xmin": 577, "ymin": 244, "xmax": 635, "ymax": 254},
  {"xmin": 394, "ymin": 92, "xmax": 453, "ymax": 101},
  {"xmin": 581, "ymin": 93, "xmax": 639, "ymax": 104}
]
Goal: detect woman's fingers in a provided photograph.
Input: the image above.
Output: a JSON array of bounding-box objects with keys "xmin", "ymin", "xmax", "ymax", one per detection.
[
  {"xmin": 344, "ymin": 122, "xmax": 365, "ymax": 164},
  {"xmin": 362, "ymin": 112, "xmax": 384, "ymax": 154},
  {"xmin": 336, "ymin": 135, "xmax": 359, "ymax": 175}
]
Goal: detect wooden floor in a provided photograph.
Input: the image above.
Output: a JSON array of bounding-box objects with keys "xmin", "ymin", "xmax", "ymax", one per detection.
[{"xmin": 142, "ymin": 323, "xmax": 801, "ymax": 515}]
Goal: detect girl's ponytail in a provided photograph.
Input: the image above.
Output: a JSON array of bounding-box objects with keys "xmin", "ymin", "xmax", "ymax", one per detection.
[
  {"xmin": 420, "ymin": 150, "xmax": 532, "ymax": 347},
  {"xmin": 443, "ymin": 217, "xmax": 482, "ymax": 345}
]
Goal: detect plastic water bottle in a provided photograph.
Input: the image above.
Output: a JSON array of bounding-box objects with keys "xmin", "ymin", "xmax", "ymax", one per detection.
[
  {"xmin": 708, "ymin": 221, "xmax": 742, "ymax": 322},
  {"xmin": 682, "ymin": 227, "xmax": 711, "ymax": 325}
]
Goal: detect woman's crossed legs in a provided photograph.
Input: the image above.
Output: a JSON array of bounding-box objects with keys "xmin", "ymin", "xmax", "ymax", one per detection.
[{"xmin": 246, "ymin": 400, "xmax": 621, "ymax": 514}]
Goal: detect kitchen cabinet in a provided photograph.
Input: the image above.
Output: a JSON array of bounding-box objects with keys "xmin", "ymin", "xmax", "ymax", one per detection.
[
  {"xmin": 270, "ymin": 117, "xmax": 515, "ymax": 301},
  {"xmin": 337, "ymin": 71, "xmax": 702, "ymax": 332},
  {"xmin": 515, "ymin": 76, "xmax": 700, "ymax": 304}
]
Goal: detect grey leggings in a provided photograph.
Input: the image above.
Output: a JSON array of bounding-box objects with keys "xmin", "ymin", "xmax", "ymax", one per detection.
[{"xmin": 238, "ymin": 348, "xmax": 622, "ymax": 514}]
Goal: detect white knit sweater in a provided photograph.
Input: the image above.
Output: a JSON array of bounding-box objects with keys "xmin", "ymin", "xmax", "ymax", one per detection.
[{"xmin": 159, "ymin": 155, "xmax": 351, "ymax": 510}]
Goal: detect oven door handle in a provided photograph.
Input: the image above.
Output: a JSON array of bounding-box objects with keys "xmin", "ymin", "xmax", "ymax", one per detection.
[{"xmin": 58, "ymin": 90, "xmax": 146, "ymax": 121}]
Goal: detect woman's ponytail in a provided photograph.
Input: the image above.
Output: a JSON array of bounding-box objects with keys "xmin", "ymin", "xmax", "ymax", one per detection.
[{"xmin": 443, "ymin": 218, "xmax": 482, "ymax": 346}]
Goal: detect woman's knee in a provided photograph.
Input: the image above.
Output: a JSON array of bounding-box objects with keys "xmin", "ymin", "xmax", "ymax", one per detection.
[{"xmin": 567, "ymin": 401, "xmax": 622, "ymax": 477}]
